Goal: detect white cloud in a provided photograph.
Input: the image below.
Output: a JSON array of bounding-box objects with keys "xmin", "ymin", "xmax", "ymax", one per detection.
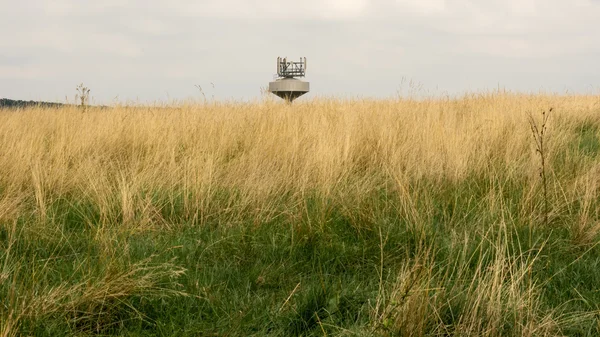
[
  {"xmin": 85, "ymin": 33, "xmax": 143, "ymax": 58},
  {"xmin": 127, "ymin": 17, "xmax": 172, "ymax": 36},
  {"xmin": 0, "ymin": 65, "xmax": 58, "ymax": 79},
  {"xmin": 395, "ymin": 0, "xmax": 446, "ymax": 14},
  {"xmin": 314, "ymin": 0, "xmax": 370, "ymax": 19},
  {"xmin": 0, "ymin": 28, "xmax": 142, "ymax": 58},
  {"xmin": 151, "ymin": 0, "xmax": 370, "ymax": 20},
  {"xmin": 2, "ymin": 0, "xmax": 600, "ymax": 103},
  {"xmin": 440, "ymin": 0, "xmax": 600, "ymax": 35},
  {"xmin": 41, "ymin": 0, "xmax": 73, "ymax": 16},
  {"xmin": 41, "ymin": 0, "xmax": 131, "ymax": 16}
]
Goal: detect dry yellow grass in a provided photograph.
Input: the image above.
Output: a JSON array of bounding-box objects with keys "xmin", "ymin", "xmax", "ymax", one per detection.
[
  {"xmin": 0, "ymin": 93, "xmax": 598, "ymax": 229},
  {"xmin": 1, "ymin": 92, "xmax": 600, "ymax": 335}
]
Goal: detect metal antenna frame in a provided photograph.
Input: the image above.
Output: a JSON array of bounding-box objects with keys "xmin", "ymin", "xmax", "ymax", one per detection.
[{"xmin": 276, "ymin": 57, "xmax": 306, "ymax": 78}]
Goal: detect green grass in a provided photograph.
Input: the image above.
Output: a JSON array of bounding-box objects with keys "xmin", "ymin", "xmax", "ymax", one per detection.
[
  {"xmin": 576, "ymin": 121, "xmax": 600, "ymax": 157},
  {"xmin": 4, "ymin": 172, "xmax": 600, "ymax": 336}
]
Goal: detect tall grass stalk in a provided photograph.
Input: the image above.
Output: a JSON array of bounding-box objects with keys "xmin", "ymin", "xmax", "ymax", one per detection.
[{"xmin": 528, "ymin": 108, "xmax": 552, "ymax": 227}]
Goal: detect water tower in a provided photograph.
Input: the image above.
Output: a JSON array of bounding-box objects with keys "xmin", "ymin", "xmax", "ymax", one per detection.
[{"xmin": 268, "ymin": 57, "xmax": 309, "ymax": 102}]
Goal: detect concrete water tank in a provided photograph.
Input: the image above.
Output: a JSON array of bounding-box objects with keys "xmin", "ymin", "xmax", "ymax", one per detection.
[{"xmin": 268, "ymin": 57, "xmax": 309, "ymax": 102}]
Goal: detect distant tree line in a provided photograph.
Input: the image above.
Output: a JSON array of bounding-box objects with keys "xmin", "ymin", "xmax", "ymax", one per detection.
[{"xmin": 0, "ymin": 98, "xmax": 65, "ymax": 109}]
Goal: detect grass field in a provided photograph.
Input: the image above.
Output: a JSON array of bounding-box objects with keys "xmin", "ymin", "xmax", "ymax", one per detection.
[{"xmin": 1, "ymin": 93, "xmax": 600, "ymax": 336}]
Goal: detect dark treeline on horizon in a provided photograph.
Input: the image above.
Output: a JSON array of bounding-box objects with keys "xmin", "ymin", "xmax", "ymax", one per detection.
[{"xmin": 0, "ymin": 98, "xmax": 65, "ymax": 109}]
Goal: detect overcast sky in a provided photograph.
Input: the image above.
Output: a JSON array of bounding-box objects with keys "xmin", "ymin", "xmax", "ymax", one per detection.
[{"xmin": 1, "ymin": 0, "xmax": 599, "ymax": 104}]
